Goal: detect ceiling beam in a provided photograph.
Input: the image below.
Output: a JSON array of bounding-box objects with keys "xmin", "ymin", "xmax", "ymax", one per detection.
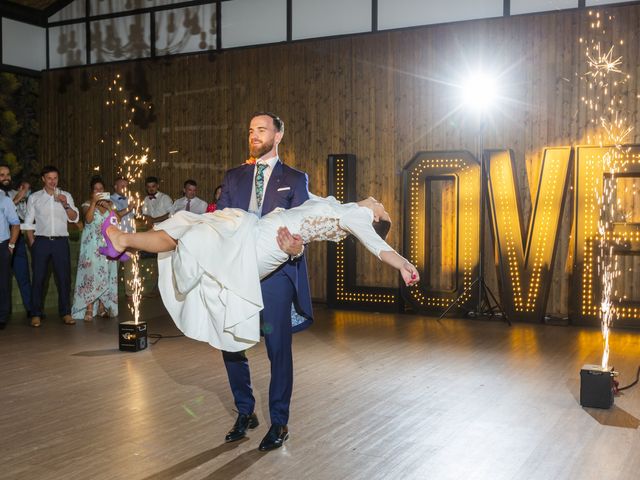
[
  {"xmin": 0, "ymin": 2, "xmax": 47, "ymax": 27},
  {"xmin": 45, "ymin": 0, "xmax": 76, "ymax": 18}
]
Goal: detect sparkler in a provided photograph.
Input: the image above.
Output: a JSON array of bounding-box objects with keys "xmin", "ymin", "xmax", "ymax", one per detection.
[
  {"xmin": 102, "ymin": 73, "xmax": 156, "ymax": 325},
  {"xmin": 580, "ymin": 11, "xmax": 633, "ymax": 369}
]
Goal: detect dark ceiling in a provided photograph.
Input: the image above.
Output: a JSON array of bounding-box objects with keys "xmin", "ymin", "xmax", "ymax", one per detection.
[
  {"xmin": 0, "ymin": 0, "xmax": 74, "ymax": 26},
  {"xmin": 6, "ymin": 0, "xmax": 64, "ymax": 11}
]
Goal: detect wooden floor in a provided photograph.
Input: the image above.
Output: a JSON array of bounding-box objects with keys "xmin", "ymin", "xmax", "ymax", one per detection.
[{"xmin": 1, "ymin": 301, "xmax": 640, "ymax": 480}]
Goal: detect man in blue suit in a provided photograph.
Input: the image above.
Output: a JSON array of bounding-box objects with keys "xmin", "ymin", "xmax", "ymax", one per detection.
[{"xmin": 217, "ymin": 112, "xmax": 313, "ymax": 452}]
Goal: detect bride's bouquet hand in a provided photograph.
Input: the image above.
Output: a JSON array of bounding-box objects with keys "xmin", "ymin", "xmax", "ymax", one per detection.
[{"xmin": 400, "ymin": 261, "xmax": 420, "ymax": 286}]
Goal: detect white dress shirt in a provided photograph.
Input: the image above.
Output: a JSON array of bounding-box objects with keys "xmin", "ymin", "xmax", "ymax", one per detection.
[
  {"xmin": 8, "ymin": 189, "xmax": 29, "ymax": 221},
  {"xmin": 22, "ymin": 189, "xmax": 79, "ymax": 236},
  {"xmin": 249, "ymin": 155, "xmax": 279, "ymax": 217},
  {"xmin": 141, "ymin": 191, "xmax": 172, "ymax": 220},
  {"xmin": 171, "ymin": 196, "xmax": 208, "ymax": 215}
]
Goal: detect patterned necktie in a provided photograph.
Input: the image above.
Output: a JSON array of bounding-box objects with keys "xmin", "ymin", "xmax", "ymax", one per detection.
[
  {"xmin": 255, "ymin": 163, "xmax": 268, "ymax": 208},
  {"xmin": 186, "ymin": 199, "xmax": 191, "ymax": 212}
]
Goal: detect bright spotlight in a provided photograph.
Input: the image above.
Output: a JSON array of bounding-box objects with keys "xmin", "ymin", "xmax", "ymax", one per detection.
[{"xmin": 461, "ymin": 72, "xmax": 497, "ymax": 112}]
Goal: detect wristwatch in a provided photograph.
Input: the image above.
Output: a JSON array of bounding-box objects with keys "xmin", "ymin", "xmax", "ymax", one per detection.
[{"xmin": 8, "ymin": 243, "xmax": 15, "ymax": 249}]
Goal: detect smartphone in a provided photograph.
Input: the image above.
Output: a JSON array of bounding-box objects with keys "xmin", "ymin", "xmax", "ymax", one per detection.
[{"xmin": 98, "ymin": 192, "xmax": 111, "ymax": 200}]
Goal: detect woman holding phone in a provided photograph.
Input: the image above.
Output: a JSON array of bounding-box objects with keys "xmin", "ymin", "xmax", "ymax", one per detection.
[{"xmin": 71, "ymin": 175, "xmax": 118, "ymax": 321}]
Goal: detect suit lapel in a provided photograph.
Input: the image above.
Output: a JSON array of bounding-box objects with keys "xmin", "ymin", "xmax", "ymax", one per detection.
[{"xmin": 262, "ymin": 160, "xmax": 283, "ymax": 214}]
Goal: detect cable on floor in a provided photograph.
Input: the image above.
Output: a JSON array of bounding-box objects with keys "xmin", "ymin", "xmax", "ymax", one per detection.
[
  {"xmin": 148, "ymin": 333, "xmax": 185, "ymax": 345},
  {"xmin": 616, "ymin": 366, "xmax": 640, "ymax": 392}
]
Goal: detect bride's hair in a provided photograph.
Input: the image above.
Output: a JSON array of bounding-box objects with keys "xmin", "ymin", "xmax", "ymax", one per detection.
[{"xmin": 372, "ymin": 219, "xmax": 391, "ymax": 240}]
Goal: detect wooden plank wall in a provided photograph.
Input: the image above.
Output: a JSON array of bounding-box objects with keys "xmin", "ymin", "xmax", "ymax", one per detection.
[{"xmin": 39, "ymin": 5, "xmax": 640, "ymax": 315}]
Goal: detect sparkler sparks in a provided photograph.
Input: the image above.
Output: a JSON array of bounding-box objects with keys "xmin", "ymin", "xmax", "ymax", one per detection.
[
  {"xmin": 101, "ymin": 73, "xmax": 156, "ymax": 324},
  {"xmin": 585, "ymin": 44, "xmax": 623, "ymax": 79},
  {"xmin": 581, "ymin": 10, "xmax": 634, "ymax": 369}
]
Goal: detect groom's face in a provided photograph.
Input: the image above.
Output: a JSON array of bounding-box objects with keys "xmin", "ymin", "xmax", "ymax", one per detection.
[{"xmin": 248, "ymin": 115, "xmax": 282, "ymax": 159}]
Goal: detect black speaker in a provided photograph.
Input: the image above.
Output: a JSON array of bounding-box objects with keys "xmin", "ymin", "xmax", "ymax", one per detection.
[
  {"xmin": 580, "ymin": 364, "xmax": 614, "ymax": 409},
  {"xmin": 119, "ymin": 321, "xmax": 148, "ymax": 352}
]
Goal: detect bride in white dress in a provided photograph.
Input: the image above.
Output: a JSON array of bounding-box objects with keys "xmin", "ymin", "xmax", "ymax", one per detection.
[{"xmin": 103, "ymin": 194, "xmax": 420, "ymax": 352}]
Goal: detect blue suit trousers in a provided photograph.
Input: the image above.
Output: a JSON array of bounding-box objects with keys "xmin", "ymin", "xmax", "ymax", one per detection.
[
  {"xmin": 222, "ymin": 269, "xmax": 295, "ymax": 426},
  {"xmin": 11, "ymin": 233, "xmax": 31, "ymax": 313}
]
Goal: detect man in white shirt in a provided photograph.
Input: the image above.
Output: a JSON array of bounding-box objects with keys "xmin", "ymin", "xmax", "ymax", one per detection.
[
  {"xmin": 22, "ymin": 165, "xmax": 79, "ymax": 327},
  {"xmin": 141, "ymin": 176, "xmax": 172, "ymax": 226},
  {"xmin": 140, "ymin": 176, "xmax": 171, "ymax": 297},
  {"xmin": 0, "ymin": 164, "xmax": 21, "ymax": 330},
  {"xmin": 171, "ymin": 179, "xmax": 208, "ymax": 215}
]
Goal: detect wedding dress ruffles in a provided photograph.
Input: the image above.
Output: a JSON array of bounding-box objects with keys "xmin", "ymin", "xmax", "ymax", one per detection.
[{"xmin": 156, "ymin": 194, "xmax": 393, "ymax": 352}]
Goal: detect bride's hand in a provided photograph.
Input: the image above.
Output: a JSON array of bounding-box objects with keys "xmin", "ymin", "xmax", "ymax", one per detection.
[{"xmin": 400, "ymin": 261, "xmax": 420, "ymax": 286}]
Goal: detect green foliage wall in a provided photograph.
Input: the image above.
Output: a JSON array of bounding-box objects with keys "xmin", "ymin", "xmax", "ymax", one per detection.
[{"xmin": 0, "ymin": 72, "xmax": 39, "ymax": 182}]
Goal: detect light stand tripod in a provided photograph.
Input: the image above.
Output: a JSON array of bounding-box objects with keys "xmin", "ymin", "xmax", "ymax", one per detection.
[{"xmin": 439, "ymin": 115, "xmax": 509, "ymax": 325}]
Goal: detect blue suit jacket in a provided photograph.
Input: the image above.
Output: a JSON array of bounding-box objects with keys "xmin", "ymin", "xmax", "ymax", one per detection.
[{"xmin": 217, "ymin": 160, "xmax": 313, "ymax": 331}]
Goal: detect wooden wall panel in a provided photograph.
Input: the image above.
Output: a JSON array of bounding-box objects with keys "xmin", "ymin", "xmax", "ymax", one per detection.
[{"xmin": 39, "ymin": 5, "xmax": 640, "ymax": 314}]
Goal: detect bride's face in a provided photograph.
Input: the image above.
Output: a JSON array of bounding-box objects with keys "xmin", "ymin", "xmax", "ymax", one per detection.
[{"xmin": 361, "ymin": 197, "xmax": 390, "ymax": 222}]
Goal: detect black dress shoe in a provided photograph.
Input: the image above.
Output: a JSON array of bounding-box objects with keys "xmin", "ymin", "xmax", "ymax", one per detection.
[
  {"xmin": 224, "ymin": 412, "xmax": 259, "ymax": 443},
  {"xmin": 258, "ymin": 424, "xmax": 289, "ymax": 451}
]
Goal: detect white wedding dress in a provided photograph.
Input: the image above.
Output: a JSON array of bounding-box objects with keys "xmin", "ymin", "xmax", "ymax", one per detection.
[{"xmin": 156, "ymin": 194, "xmax": 394, "ymax": 352}]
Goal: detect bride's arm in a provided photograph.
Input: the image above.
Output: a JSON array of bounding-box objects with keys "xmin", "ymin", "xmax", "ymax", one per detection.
[
  {"xmin": 339, "ymin": 207, "xmax": 420, "ymax": 286},
  {"xmin": 379, "ymin": 250, "xmax": 419, "ymax": 286}
]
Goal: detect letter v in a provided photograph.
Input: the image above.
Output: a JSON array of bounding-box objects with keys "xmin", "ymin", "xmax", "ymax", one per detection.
[{"xmin": 486, "ymin": 148, "xmax": 573, "ymax": 322}]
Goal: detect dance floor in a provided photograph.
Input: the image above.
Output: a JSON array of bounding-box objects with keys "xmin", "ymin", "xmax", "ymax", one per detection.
[{"xmin": 1, "ymin": 300, "xmax": 640, "ymax": 480}]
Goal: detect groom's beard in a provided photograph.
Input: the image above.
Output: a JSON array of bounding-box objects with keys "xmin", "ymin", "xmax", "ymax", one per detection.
[
  {"xmin": 249, "ymin": 139, "xmax": 274, "ymax": 159},
  {"xmin": 0, "ymin": 181, "xmax": 11, "ymax": 193}
]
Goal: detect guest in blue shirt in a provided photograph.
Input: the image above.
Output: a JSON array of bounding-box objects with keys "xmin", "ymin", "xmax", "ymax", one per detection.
[
  {"xmin": 110, "ymin": 177, "xmax": 136, "ymax": 297},
  {"xmin": 110, "ymin": 177, "xmax": 135, "ymax": 233},
  {"xmin": 0, "ymin": 164, "xmax": 21, "ymax": 329},
  {"xmin": 7, "ymin": 179, "xmax": 31, "ymax": 316}
]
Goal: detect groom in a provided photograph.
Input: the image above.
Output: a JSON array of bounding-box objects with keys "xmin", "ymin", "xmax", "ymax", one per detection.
[{"xmin": 217, "ymin": 112, "xmax": 313, "ymax": 451}]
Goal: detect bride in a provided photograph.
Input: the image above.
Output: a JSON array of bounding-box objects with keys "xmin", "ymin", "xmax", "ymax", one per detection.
[{"xmin": 101, "ymin": 193, "xmax": 420, "ymax": 351}]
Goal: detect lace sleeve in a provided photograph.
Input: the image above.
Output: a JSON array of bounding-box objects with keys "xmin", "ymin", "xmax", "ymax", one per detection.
[{"xmin": 299, "ymin": 216, "xmax": 349, "ymax": 244}]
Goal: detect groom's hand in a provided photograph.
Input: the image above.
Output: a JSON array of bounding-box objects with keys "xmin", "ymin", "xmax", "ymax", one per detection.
[{"xmin": 277, "ymin": 227, "xmax": 304, "ymax": 258}]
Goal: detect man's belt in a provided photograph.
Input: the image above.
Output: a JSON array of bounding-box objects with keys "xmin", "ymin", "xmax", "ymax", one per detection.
[{"xmin": 35, "ymin": 235, "xmax": 68, "ymax": 240}]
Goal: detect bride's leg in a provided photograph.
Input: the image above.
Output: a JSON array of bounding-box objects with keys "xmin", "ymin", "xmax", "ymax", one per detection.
[{"xmin": 107, "ymin": 226, "xmax": 177, "ymax": 253}]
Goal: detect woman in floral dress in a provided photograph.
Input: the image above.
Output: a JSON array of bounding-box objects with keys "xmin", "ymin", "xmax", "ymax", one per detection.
[{"xmin": 71, "ymin": 176, "xmax": 118, "ymax": 321}]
